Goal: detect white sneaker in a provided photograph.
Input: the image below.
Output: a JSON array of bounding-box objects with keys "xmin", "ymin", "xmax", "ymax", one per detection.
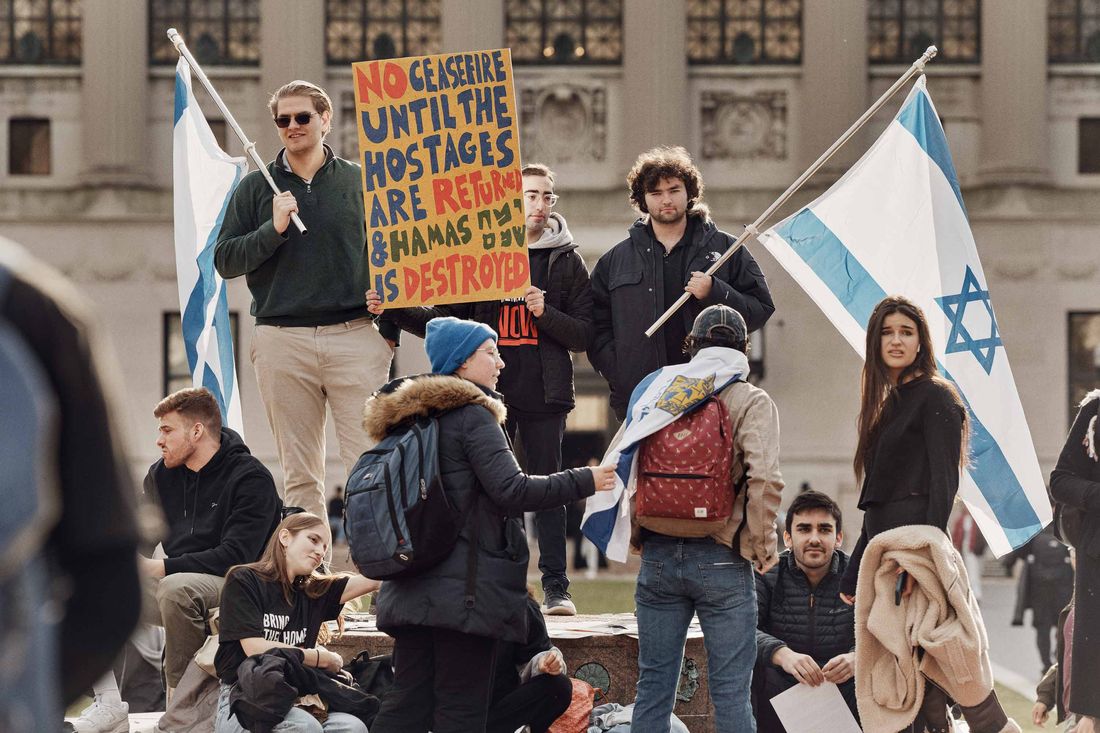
[{"xmin": 69, "ymin": 695, "xmax": 129, "ymax": 733}]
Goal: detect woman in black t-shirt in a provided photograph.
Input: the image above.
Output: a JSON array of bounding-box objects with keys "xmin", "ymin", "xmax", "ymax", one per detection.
[{"xmin": 213, "ymin": 512, "xmax": 380, "ymax": 733}]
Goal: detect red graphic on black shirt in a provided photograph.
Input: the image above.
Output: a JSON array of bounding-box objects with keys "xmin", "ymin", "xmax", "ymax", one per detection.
[{"xmin": 498, "ymin": 301, "xmax": 539, "ymax": 346}]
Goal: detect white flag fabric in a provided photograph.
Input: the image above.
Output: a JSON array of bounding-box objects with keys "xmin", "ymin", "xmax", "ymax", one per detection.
[
  {"xmin": 581, "ymin": 347, "xmax": 749, "ymax": 562},
  {"xmin": 758, "ymin": 75, "xmax": 1049, "ymax": 557},
  {"xmin": 173, "ymin": 57, "xmax": 246, "ymax": 433}
]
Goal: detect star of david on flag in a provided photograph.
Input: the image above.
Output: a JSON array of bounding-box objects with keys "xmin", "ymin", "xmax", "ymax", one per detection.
[
  {"xmin": 758, "ymin": 76, "xmax": 1050, "ymax": 556},
  {"xmin": 935, "ymin": 266, "xmax": 1003, "ymax": 374}
]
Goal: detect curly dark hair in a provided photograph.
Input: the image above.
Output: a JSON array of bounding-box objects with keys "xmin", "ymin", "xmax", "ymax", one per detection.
[{"xmin": 627, "ymin": 146, "xmax": 704, "ymax": 214}]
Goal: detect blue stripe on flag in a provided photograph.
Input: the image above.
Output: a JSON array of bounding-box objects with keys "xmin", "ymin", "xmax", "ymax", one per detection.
[
  {"xmin": 775, "ymin": 210, "xmax": 1042, "ymax": 544},
  {"xmin": 583, "ymin": 504, "xmax": 618, "ymax": 552},
  {"xmin": 897, "ymin": 88, "xmax": 968, "ymax": 218},
  {"xmin": 202, "ymin": 364, "xmax": 227, "ymax": 416},
  {"xmin": 173, "ymin": 70, "xmax": 188, "ymax": 126}
]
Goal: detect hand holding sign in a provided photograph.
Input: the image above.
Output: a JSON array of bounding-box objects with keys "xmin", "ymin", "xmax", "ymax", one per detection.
[{"xmin": 524, "ymin": 286, "xmax": 545, "ymax": 317}]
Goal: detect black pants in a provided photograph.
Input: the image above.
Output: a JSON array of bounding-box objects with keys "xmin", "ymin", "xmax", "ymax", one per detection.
[
  {"xmin": 487, "ymin": 672, "xmax": 572, "ymax": 733},
  {"xmin": 370, "ymin": 626, "xmax": 498, "ymax": 733},
  {"xmin": 505, "ymin": 411, "xmax": 568, "ymax": 590}
]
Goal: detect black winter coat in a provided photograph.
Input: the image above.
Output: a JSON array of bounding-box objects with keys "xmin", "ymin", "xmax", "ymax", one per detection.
[
  {"xmin": 755, "ymin": 551, "xmax": 856, "ymax": 703},
  {"xmin": 1051, "ymin": 393, "xmax": 1100, "ymax": 560},
  {"xmin": 144, "ymin": 428, "xmax": 281, "ymax": 577},
  {"xmin": 230, "ymin": 648, "xmax": 379, "ymax": 732},
  {"xmin": 385, "ymin": 243, "xmax": 592, "ymax": 410},
  {"xmin": 363, "ymin": 375, "xmax": 595, "ymax": 644},
  {"xmin": 589, "ymin": 210, "xmax": 774, "ymax": 418}
]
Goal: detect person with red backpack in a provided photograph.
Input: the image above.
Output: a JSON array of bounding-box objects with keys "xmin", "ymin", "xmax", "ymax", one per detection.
[{"xmin": 625, "ymin": 304, "xmax": 784, "ymax": 733}]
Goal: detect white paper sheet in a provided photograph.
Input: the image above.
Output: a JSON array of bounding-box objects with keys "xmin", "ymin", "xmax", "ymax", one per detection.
[{"xmin": 769, "ymin": 681, "xmax": 862, "ymax": 733}]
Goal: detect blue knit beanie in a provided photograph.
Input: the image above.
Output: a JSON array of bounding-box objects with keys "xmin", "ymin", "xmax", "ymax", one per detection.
[{"xmin": 424, "ymin": 317, "xmax": 498, "ymax": 375}]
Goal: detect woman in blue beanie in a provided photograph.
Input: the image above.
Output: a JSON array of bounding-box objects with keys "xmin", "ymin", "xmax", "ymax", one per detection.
[{"xmin": 364, "ymin": 317, "xmax": 615, "ymax": 733}]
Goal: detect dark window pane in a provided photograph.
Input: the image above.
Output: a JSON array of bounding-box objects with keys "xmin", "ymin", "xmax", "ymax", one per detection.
[
  {"xmin": 687, "ymin": 0, "xmax": 802, "ymax": 65},
  {"xmin": 506, "ymin": 0, "xmax": 623, "ymax": 65},
  {"xmin": 163, "ymin": 311, "xmax": 240, "ymax": 398},
  {"xmin": 8, "ymin": 117, "xmax": 50, "ymax": 175},
  {"xmin": 1050, "ymin": 0, "xmax": 1100, "ymax": 63},
  {"xmin": 149, "ymin": 0, "xmax": 260, "ymax": 66},
  {"xmin": 1079, "ymin": 118, "xmax": 1100, "ymax": 174},
  {"xmin": 1068, "ymin": 312, "xmax": 1100, "ymax": 425},
  {"xmin": 868, "ymin": 0, "xmax": 979, "ymax": 64},
  {"xmin": 325, "ymin": 0, "xmax": 442, "ymax": 65},
  {"xmin": 0, "ymin": 0, "xmax": 81, "ymax": 64}
]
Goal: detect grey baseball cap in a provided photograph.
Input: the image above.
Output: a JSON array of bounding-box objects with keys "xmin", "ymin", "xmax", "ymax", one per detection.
[{"xmin": 689, "ymin": 304, "xmax": 747, "ymax": 346}]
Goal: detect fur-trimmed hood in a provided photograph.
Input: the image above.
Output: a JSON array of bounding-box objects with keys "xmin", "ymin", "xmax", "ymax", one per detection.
[{"xmin": 362, "ymin": 374, "xmax": 507, "ymax": 442}]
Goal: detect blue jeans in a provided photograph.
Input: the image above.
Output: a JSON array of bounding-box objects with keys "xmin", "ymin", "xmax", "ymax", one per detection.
[
  {"xmin": 214, "ymin": 683, "xmax": 369, "ymax": 733},
  {"xmin": 633, "ymin": 538, "xmax": 757, "ymax": 733}
]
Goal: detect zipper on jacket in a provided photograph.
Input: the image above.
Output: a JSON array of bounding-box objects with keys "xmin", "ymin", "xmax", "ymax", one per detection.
[
  {"xmin": 809, "ymin": 591, "xmax": 817, "ymax": 652},
  {"xmin": 642, "ymin": 471, "xmax": 709, "ymax": 480}
]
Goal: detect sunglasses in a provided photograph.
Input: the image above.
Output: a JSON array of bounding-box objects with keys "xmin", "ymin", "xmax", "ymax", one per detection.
[{"xmin": 274, "ymin": 111, "xmax": 319, "ymax": 128}]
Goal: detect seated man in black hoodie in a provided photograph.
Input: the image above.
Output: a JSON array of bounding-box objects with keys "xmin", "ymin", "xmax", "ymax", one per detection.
[{"xmin": 70, "ymin": 387, "xmax": 281, "ymax": 733}]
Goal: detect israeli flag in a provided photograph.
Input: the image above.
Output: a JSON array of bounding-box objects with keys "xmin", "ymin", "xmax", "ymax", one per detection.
[
  {"xmin": 581, "ymin": 347, "xmax": 749, "ymax": 562},
  {"xmin": 758, "ymin": 76, "xmax": 1049, "ymax": 556},
  {"xmin": 173, "ymin": 57, "xmax": 246, "ymax": 432}
]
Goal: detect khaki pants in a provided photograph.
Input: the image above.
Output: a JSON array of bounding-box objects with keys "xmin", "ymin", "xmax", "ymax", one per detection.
[
  {"xmin": 141, "ymin": 572, "xmax": 224, "ymax": 688},
  {"xmin": 250, "ymin": 318, "xmax": 392, "ymax": 522}
]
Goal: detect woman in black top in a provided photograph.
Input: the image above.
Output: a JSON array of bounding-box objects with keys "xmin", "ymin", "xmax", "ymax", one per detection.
[
  {"xmin": 839, "ymin": 295, "xmax": 968, "ymax": 600},
  {"xmin": 214, "ymin": 512, "xmax": 380, "ymax": 733},
  {"xmin": 840, "ymin": 296, "xmax": 1022, "ymax": 733}
]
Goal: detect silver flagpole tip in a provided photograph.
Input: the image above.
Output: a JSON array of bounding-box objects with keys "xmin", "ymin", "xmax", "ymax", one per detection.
[{"xmin": 924, "ymin": 45, "xmax": 938, "ymax": 60}]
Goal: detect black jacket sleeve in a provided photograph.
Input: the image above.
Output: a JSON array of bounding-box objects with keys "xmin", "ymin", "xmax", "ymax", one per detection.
[
  {"xmin": 587, "ymin": 254, "xmax": 617, "ymax": 384},
  {"xmin": 461, "ymin": 408, "xmax": 595, "ymax": 512},
  {"xmin": 755, "ymin": 571, "xmax": 786, "ymax": 667},
  {"xmin": 703, "ymin": 244, "xmax": 775, "ymax": 332},
  {"xmin": 535, "ymin": 253, "xmax": 593, "ymax": 352},
  {"xmin": 1050, "ymin": 397, "xmax": 1100, "ymax": 512},
  {"xmin": 163, "ymin": 472, "xmax": 280, "ymax": 576},
  {"xmin": 923, "ymin": 385, "xmax": 964, "ymax": 532},
  {"xmin": 385, "ymin": 303, "xmax": 467, "ymax": 339}
]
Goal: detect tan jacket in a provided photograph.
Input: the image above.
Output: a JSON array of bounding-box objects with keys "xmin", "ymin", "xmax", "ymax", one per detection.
[{"xmin": 627, "ymin": 379, "xmax": 784, "ymax": 573}]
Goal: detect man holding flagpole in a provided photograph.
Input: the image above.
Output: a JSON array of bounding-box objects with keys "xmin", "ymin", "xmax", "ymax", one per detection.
[{"xmin": 215, "ymin": 80, "xmax": 398, "ymax": 524}]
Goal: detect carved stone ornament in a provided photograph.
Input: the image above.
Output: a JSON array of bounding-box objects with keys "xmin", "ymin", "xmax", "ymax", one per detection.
[
  {"xmin": 700, "ymin": 90, "xmax": 787, "ymax": 161},
  {"xmin": 517, "ymin": 82, "xmax": 607, "ymax": 164}
]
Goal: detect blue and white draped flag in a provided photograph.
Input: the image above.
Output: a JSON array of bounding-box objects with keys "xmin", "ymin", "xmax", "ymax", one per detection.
[
  {"xmin": 173, "ymin": 57, "xmax": 246, "ymax": 433},
  {"xmin": 757, "ymin": 76, "xmax": 1049, "ymax": 556},
  {"xmin": 581, "ymin": 347, "xmax": 749, "ymax": 562}
]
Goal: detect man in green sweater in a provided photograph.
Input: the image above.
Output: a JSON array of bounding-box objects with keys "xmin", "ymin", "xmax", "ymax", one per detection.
[{"xmin": 215, "ymin": 80, "xmax": 397, "ymax": 525}]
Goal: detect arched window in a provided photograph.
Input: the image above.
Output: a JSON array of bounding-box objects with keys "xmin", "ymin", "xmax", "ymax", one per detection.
[
  {"xmin": 149, "ymin": 0, "xmax": 260, "ymax": 66},
  {"xmin": 506, "ymin": 0, "xmax": 623, "ymax": 65},
  {"xmin": 868, "ymin": 0, "xmax": 980, "ymax": 64},
  {"xmin": 1, "ymin": 0, "xmax": 81, "ymax": 64},
  {"xmin": 687, "ymin": 0, "xmax": 802, "ymax": 65},
  {"xmin": 325, "ymin": 0, "xmax": 441, "ymax": 65},
  {"xmin": 1049, "ymin": 0, "xmax": 1100, "ymax": 63}
]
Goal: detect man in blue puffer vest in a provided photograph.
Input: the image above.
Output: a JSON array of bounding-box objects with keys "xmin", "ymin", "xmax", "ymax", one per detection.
[{"xmin": 754, "ymin": 490, "xmax": 858, "ymax": 731}]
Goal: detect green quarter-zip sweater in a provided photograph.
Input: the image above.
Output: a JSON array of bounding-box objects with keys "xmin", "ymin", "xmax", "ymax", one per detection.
[{"xmin": 215, "ymin": 146, "xmax": 385, "ymax": 328}]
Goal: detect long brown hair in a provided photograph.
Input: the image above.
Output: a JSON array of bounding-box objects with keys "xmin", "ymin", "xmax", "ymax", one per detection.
[
  {"xmin": 854, "ymin": 295, "xmax": 969, "ymax": 481},
  {"xmin": 226, "ymin": 513, "xmax": 348, "ymax": 638}
]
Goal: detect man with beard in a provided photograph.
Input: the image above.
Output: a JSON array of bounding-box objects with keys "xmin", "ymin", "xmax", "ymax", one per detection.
[
  {"xmin": 754, "ymin": 490, "xmax": 857, "ymax": 731},
  {"xmin": 367, "ymin": 163, "xmax": 593, "ymax": 615},
  {"xmin": 589, "ymin": 145, "xmax": 774, "ymax": 421}
]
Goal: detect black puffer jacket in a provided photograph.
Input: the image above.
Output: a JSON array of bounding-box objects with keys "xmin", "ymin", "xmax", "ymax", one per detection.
[
  {"xmin": 385, "ymin": 241, "xmax": 592, "ymax": 410},
  {"xmin": 144, "ymin": 428, "xmax": 281, "ymax": 577},
  {"xmin": 755, "ymin": 550, "xmax": 855, "ymax": 698},
  {"xmin": 365, "ymin": 375, "xmax": 595, "ymax": 643},
  {"xmin": 589, "ymin": 208, "xmax": 774, "ymax": 418},
  {"xmin": 1051, "ymin": 392, "xmax": 1100, "ymax": 560}
]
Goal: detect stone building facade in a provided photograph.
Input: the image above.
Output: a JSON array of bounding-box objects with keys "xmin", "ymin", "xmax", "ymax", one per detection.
[{"xmin": 2, "ymin": 0, "xmax": 1099, "ymax": 523}]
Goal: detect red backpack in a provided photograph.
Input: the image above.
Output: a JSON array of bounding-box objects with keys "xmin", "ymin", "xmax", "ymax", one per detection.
[{"xmin": 635, "ymin": 395, "xmax": 736, "ymax": 537}]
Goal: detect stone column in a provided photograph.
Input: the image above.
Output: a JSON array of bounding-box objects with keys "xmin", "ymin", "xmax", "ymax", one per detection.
[
  {"xmin": 80, "ymin": 0, "xmax": 148, "ymax": 184},
  {"xmin": 798, "ymin": 0, "xmax": 868, "ymax": 172},
  {"xmin": 258, "ymin": 1, "xmax": 326, "ymax": 155},
  {"xmin": 442, "ymin": 0, "xmax": 504, "ymax": 53},
  {"xmin": 622, "ymin": 0, "xmax": 689, "ymax": 157},
  {"xmin": 979, "ymin": 1, "xmax": 1049, "ymax": 184}
]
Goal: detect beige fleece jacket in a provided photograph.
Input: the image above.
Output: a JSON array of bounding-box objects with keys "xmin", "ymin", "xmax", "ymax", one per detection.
[{"xmin": 854, "ymin": 524, "xmax": 993, "ymax": 732}]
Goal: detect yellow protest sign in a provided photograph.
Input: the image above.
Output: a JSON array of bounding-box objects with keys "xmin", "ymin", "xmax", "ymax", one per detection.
[{"xmin": 353, "ymin": 49, "xmax": 529, "ymax": 307}]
